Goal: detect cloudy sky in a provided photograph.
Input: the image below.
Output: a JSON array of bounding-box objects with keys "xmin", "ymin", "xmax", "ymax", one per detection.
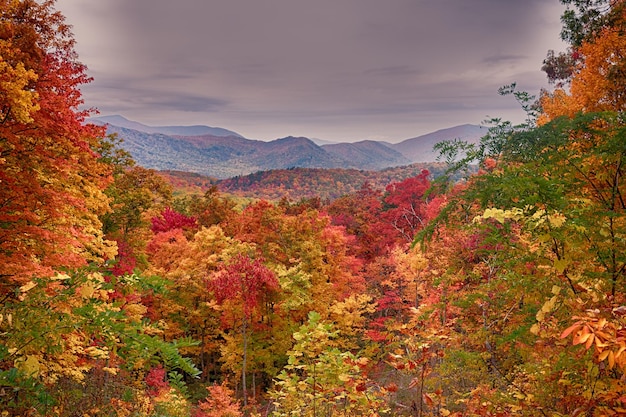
[{"xmin": 55, "ymin": 0, "xmax": 567, "ymax": 143}]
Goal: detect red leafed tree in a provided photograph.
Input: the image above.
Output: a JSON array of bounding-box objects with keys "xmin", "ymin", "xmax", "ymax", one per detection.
[
  {"xmin": 326, "ymin": 182, "xmax": 396, "ymax": 260},
  {"xmin": 110, "ymin": 239, "xmax": 137, "ymax": 277},
  {"xmin": 382, "ymin": 170, "xmax": 433, "ymax": 243},
  {"xmin": 0, "ymin": 0, "xmax": 114, "ymax": 287},
  {"xmin": 209, "ymin": 254, "xmax": 279, "ymax": 406},
  {"xmin": 145, "ymin": 365, "xmax": 170, "ymax": 397},
  {"xmin": 150, "ymin": 206, "xmax": 197, "ymax": 234}
]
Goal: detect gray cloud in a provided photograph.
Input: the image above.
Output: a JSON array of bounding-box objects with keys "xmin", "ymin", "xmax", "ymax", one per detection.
[
  {"xmin": 56, "ymin": 0, "xmax": 567, "ymax": 142},
  {"xmin": 128, "ymin": 94, "xmax": 229, "ymax": 113}
]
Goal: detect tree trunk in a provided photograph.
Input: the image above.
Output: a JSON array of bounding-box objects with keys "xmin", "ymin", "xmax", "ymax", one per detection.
[{"xmin": 242, "ymin": 318, "xmax": 248, "ymax": 407}]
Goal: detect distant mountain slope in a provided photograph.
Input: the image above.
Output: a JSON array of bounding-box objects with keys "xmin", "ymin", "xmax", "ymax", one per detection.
[
  {"xmin": 102, "ymin": 126, "xmax": 349, "ymax": 178},
  {"xmin": 160, "ymin": 161, "xmax": 473, "ymax": 202},
  {"xmin": 102, "ymin": 125, "xmax": 260, "ymax": 178},
  {"xmin": 322, "ymin": 140, "xmax": 410, "ymax": 170},
  {"xmin": 89, "ymin": 114, "xmax": 243, "ymax": 137},
  {"xmin": 391, "ymin": 124, "xmax": 486, "ymax": 162},
  {"xmin": 216, "ymin": 163, "xmax": 450, "ymax": 201},
  {"xmin": 253, "ymin": 136, "xmax": 347, "ymax": 170},
  {"xmin": 95, "ymin": 116, "xmax": 486, "ymax": 178}
]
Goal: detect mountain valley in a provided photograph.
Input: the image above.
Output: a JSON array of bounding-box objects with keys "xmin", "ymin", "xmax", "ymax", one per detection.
[{"xmin": 91, "ymin": 115, "xmax": 486, "ymax": 179}]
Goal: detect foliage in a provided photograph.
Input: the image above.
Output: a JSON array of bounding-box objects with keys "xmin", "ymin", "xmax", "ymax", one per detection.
[
  {"xmin": 270, "ymin": 312, "xmax": 384, "ymax": 417},
  {"xmin": 193, "ymin": 381, "xmax": 242, "ymax": 417},
  {"xmin": 151, "ymin": 206, "xmax": 198, "ymax": 235},
  {"xmin": 326, "ymin": 183, "xmax": 393, "ymax": 260},
  {"xmin": 381, "ymin": 170, "xmax": 439, "ymax": 243},
  {"xmin": 0, "ymin": 267, "xmax": 199, "ymax": 416},
  {"xmin": 541, "ymin": 48, "xmax": 581, "ymax": 85},
  {"xmin": 6, "ymin": 0, "xmax": 626, "ymax": 415},
  {"xmin": 0, "ymin": 0, "xmax": 115, "ymax": 285},
  {"xmin": 558, "ymin": 0, "xmax": 624, "ymax": 47},
  {"xmin": 215, "ymin": 163, "xmax": 449, "ymax": 202},
  {"xmin": 185, "ymin": 186, "xmax": 238, "ymax": 228},
  {"xmin": 101, "ymin": 164, "xmax": 173, "ymax": 275}
]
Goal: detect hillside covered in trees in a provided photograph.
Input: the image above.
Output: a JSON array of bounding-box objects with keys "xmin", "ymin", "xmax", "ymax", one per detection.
[
  {"xmin": 2, "ymin": 1, "xmax": 626, "ymax": 416},
  {"xmin": 160, "ymin": 163, "xmax": 453, "ymax": 202}
]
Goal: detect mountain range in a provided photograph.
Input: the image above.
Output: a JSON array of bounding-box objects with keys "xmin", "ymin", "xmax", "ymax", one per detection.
[{"xmin": 89, "ymin": 115, "xmax": 486, "ymax": 179}]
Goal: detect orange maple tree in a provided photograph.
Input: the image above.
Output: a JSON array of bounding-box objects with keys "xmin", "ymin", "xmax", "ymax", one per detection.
[{"xmin": 0, "ymin": 0, "xmax": 114, "ymax": 286}]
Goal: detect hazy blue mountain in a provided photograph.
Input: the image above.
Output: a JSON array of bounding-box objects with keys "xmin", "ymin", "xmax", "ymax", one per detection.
[
  {"xmin": 252, "ymin": 136, "xmax": 348, "ymax": 170},
  {"xmin": 89, "ymin": 114, "xmax": 243, "ymax": 137},
  {"xmin": 95, "ymin": 116, "xmax": 486, "ymax": 178},
  {"xmin": 391, "ymin": 124, "xmax": 486, "ymax": 162},
  {"xmin": 322, "ymin": 140, "xmax": 410, "ymax": 170},
  {"xmin": 102, "ymin": 126, "xmax": 349, "ymax": 178}
]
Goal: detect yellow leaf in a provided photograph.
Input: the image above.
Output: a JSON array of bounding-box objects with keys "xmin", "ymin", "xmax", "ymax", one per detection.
[
  {"xmin": 52, "ymin": 273, "xmax": 71, "ymax": 281},
  {"xmin": 338, "ymin": 373, "xmax": 350, "ymax": 382},
  {"xmin": 547, "ymin": 212, "xmax": 566, "ymax": 228},
  {"xmin": 530, "ymin": 323, "xmax": 540, "ymax": 335},
  {"xmin": 554, "ymin": 258, "xmax": 569, "ymax": 274},
  {"xmin": 84, "ymin": 346, "xmax": 109, "ymax": 359},
  {"xmin": 123, "ymin": 303, "xmax": 148, "ymax": 322},
  {"xmin": 78, "ymin": 282, "xmax": 96, "ymax": 299},
  {"xmin": 356, "ymin": 357, "xmax": 370, "ymax": 366},
  {"xmin": 608, "ymin": 350, "xmax": 615, "ymax": 369},
  {"xmin": 541, "ymin": 296, "xmax": 558, "ymax": 313},
  {"xmin": 536, "ymin": 309, "xmax": 545, "ymax": 322},
  {"xmin": 19, "ymin": 280, "xmax": 37, "ymax": 295},
  {"xmin": 102, "ymin": 367, "xmax": 118, "ymax": 375},
  {"xmin": 15, "ymin": 355, "xmax": 40, "ymax": 377},
  {"xmin": 598, "ymin": 350, "xmax": 610, "ymax": 362}
]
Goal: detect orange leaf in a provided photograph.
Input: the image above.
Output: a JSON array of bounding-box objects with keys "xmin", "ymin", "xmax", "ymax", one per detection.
[
  {"xmin": 609, "ymin": 351, "xmax": 616, "ymax": 369},
  {"xmin": 573, "ymin": 331, "xmax": 590, "ymax": 346},
  {"xmin": 594, "ymin": 337, "xmax": 609, "ymax": 348},
  {"xmin": 598, "ymin": 350, "xmax": 611, "ymax": 362},
  {"xmin": 560, "ymin": 324, "xmax": 581, "ymax": 339},
  {"xmin": 594, "ymin": 330, "xmax": 612, "ymax": 341}
]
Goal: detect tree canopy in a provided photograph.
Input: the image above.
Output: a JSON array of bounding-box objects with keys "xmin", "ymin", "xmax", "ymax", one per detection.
[{"xmin": 3, "ymin": 0, "xmax": 626, "ymax": 416}]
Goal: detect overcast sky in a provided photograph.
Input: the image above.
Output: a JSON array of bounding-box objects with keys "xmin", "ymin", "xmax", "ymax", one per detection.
[{"xmin": 55, "ymin": 0, "xmax": 567, "ymax": 143}]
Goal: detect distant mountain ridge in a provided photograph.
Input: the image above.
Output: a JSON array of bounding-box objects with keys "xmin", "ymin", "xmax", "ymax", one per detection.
[
  {"xmin": 91, "ymin": 116, "xmax": 485, "ymax": 179},
  {"xmin": 391, "ymin": 124, "xmax": 486, "ymax": 162},
  {"xmin": 321, "ymin": 140, "xmax": 410, "ymax": 170},
  {"xmin": 90, "ymin": 115, "xmax": 243, "ymax": 138}
]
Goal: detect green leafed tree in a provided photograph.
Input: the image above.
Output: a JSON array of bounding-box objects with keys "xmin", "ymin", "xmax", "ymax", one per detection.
[{"xmin": 270, "ymin": 311, "xmax": 384, "ymax": 417}]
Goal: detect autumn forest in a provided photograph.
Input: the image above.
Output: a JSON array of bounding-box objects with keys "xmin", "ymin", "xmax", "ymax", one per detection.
[{"xmin": 2, "ymin": 0, "xmax": 626, "ymax": 416}]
